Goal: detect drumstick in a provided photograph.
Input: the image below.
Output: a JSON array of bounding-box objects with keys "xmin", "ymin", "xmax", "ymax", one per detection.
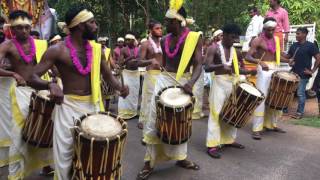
[
  {"xmin": 160, "ymin": 65, "xmax": 184, "ymax": 87},
  {"xmin": 291, "ymin": 47, "xmax": 300, "ymax": 61}
]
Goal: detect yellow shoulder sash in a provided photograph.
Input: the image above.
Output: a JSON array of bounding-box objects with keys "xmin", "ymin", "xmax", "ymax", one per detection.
[
  {"xmin": 89, "ymin": 41, "xmax": 105, "ymax": 111},
  {"xmin": 105, "ymin": 48, "xmax": 111, "ymax": 61},
  {"xmin": 232, "ymin": 47, "xmax": 240, "ymax": 77},
  {"xmin": 34, "ymin": 39, "xmax": 50, "ymax": 81},
  {"xmin": 275, "ymin": 36, "xmax": 281, "ymax": 66},
  {"xmin": 176, "ymin": 31, "xmax": 201, "ymax": 81}
]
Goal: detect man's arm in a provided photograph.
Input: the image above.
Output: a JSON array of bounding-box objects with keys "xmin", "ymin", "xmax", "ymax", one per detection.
[
  {"xmin": 203, "ymin": 45, "xmax": 223, "ymax": 72},
  {"xmin": 0, "ymin": 41, "xmax": 26, "ymax": 85},
  {"xmin": 135, "ymin": 41, "xmax": 158, "ymax": 67},
  {"xmin": 29, "ymin": 45, "xmax": 58, "ymax": 89},
  {"xmin": 100, "ymin": 49, "xmax": 129, "ymax": 98},
  {"xmin": 29, "ymin": 43, "xmax": 64, "ymax": 104},
  {"xmin": 184, "ymin": 38, "xmax": 203, "ymax": 94},
  {"xmin": 245, "ymin": 38, "xmax": 269, "ymax": 71},
  {"xmin": 282, "ymin": 10, "xmax": 290, "ymax": 43}
]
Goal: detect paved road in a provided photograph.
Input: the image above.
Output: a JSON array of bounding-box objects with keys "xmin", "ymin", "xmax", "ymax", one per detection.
[
  {"xmin": 1, "ymin": 117, "xmax": 319, "ymax": 180},
  {"xmin": 1, "ymin": 97, "xmax": 319, "ymax": 180}
]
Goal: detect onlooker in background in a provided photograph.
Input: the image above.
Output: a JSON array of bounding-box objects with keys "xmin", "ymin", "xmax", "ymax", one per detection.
[
  {"xmin": 212, "ymin": 29, "xmax": 223, "ymax": 45},
  {"xmin": 30, "ymin": 30, "xmax": 40, "ymax": 39},
  {"xmin": 242, "ymin": 6, "xmax": 264, "ymax": 52},
  {"xmin": 113, "ymin": 37, "xmax": 125, "ymax": 62},
  {"xmin": 266, "ymin": 0, "xmax": 290, "ymax": 51},
  {"xmin": 49, "ymin": 34, "xmax": 62, "ymax": 46},
  {"xmin": 282, "ymin": 27, "xmax": 320, "ymax": 119}
]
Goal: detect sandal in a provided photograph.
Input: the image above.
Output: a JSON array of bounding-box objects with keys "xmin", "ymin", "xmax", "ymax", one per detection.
[
  {"xmin": 176, "ymin": 160, "xmax": 200, "ymax": 170},
  {"xmin": 290, "ymin": 113, "xmax": 303, "ymax": 119},
  {"xmin": 136, "ymin": 168, "xmax": 153, "ymax": 180},
  {"xmin": 207, "ymin": 147, "xmax": 221, "ymax": 159},
  {"xmin": 265, "ymin": 127, "xmax": 286, "ymax": 133},
  {"xmin": 39, "ymin": 167, "xmax": 54, "ymax": 177},
  {"xmin": 225, "ymin": 142, "xmax": 245, "ymax": 149},
  {"xmin": 252, "ymin": 132, "xmax": 262, "ymax": 140}
]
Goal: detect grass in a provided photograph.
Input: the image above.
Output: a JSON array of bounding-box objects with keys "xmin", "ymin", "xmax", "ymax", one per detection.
[{"xmin": 292, "ymin": 117, "xmax": 320, "ymax": 128}]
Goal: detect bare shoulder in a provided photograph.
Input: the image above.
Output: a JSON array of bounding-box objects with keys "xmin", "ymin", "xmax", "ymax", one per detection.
[{"xmin": 0, "ymin": 39, "xmax": 14, "ymax": 50}]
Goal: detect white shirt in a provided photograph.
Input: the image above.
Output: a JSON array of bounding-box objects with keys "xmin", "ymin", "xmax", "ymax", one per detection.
[
  {"xmin": 245, "ymin": 15, "xmax": 264, "ymax": 41},
  {"xmin": 243, "ymin": 15, "xmax": 264, "ymax": 52}
]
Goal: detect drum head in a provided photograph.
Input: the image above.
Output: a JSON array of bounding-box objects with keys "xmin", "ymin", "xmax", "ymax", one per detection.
[
  {"xmin": 81, "ymin": 114, "xmax": 122, "ymax": 138},
  {"xmin": 277, "ymin": 71, "xmax": 298, "ymax": 81},
  {"xmin": 160, "ymin": 87, "xmax": 192, "ymax": 107},
  {"xmin": 37, "ymin": 90, "xmax": 51, "ymax": 100},
  {"xmin": 239, "ymin": 83, "xmax": 262, "ymax": 97}
]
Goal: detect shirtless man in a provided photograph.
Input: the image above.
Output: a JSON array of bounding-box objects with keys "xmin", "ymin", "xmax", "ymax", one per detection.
[
  {"xmin": 137, "ymin": 19, "xmax": 162, "ymax": 130},
  {"xmin": 137, "ymin": 4, "xmax": 202, "ymax": 179},
  {"xmin": 245, "ymin": 17, "xmax": 286, "ymax": 140},
  {"xmin": 28, "ymin": 5, "xmax": 129, "ymax": 179},
  {"xmin": 117, "ymin": 33, "xmax": 141, "ymax": 119},
  {"xmin": 205, "ymin": 24, "xmax": 255, "ymax": 159},
  {"xmin": 0, "ymin": 10, "xmax": 52, "ymax": 179}
]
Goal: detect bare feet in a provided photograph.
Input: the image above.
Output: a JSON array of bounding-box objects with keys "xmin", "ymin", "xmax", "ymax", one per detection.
[
  {"xmin": 137, "ymin": 162, "xmax": 153, "ymax": 180},
  {"xmin": 207, "ymin": 147, "xmax": 221, "ymax": 159},
  {"xmin": 39, "ymin": 166, "xmax": 54, "ymax": 177},
  {"xmin": 252, "ymin": 131, "xmax": 262, "ymax": 140}
]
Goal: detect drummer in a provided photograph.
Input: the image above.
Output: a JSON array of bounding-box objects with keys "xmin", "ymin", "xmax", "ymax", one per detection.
[
  {"xmin": 204, "ymin": 24, "xmax": 255, "ymax": 159},
  {"xmin": 245, "ymin": 17, "xmax": 286, "ymax": 140},
  {"xmin": 118, "ymin": 33, "xmax": 141, "ymax": 120},
  {"xmin": 28, "ymin": 5, "xmax": 129, "ymax": 179},
  {"xmin": 282, "ymin": 27, "xmax": 320, "ymax": 119},
  {"xmin": 137, "ymin": 1, "xmax": 202, "ymax": 179},
  {"xmin": 0, "ymin": 10, "xmax": 53, "ymax": 179},
  {"xmin": 136, "ymin": 19, "xmax": 163, "ymax": 130}
]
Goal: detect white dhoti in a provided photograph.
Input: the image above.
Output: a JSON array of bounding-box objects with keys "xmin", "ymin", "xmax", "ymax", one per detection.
[
  {"xmin": 118, "ymin": 69, "xmax": 140, "ymax": 119},
  {"xmin": 9, "ymin": 85, "xmax": 53, "ymax": 180},
  {"xmin": 143, "ymin": 72, "xmax": 190, "ymax": 167},
  {"xmin": 139, "ymin": 70, "xmax": 160, "ymax": 126},
  {"xmin": 53, "ymin": 95, "xmax": 100, "ymax": 180},
  {"xmin": 192, "ymin": 69, "xmax": 205, "ymax": 119},
  {"xmin": 0, "ymin": 77, "xmax": 14, "ymax": 167},
  {"xmin": 206, "ymin": 74, "xmax": 243, "ymax": 148},
  {"xmin": 252, "ymin": 64, "xmax": 282, "ymax": 132}
]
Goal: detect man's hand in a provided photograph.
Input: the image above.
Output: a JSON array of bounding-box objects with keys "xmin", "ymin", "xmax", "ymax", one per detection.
[
  {"xmin": 288, "ymin": 59, "xmax": 295, "ymax": 67},
  {"xmin": 303, "ymin": 68, "xmax": 313, "ymax": 76},
  {"xmin": 119, "ymin": 85, "xmax": 129, "ymax": 98},
  {"xmin": 183, "ymin": 82, "xmax": 193, "ymax": 95},
  {"xmin": 48, "ymin": 83, "xmax": 64, "ymax": 104},
  {"xmin": 223, "ymin": 64, "xmax": 232, "ymax": 74},
  {"xmin": 13, "ymin": 73, "xmax": 26, "ymax": 86},
  {"xmin": 150, "ymin": 58, "xmax": 160, "ymax": 68},
  {"xmin": 259, "ymin": 61, "xmax": 269, "ymax": 71}
]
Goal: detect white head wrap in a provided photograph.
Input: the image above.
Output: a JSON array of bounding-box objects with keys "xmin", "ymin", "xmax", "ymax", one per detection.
[
  {"xmin": 9, "ymin": 17, "xmax": 32, "ymax": 27},
  {"xmin": 263, "ymin": 20, "xmax": 277, "ymax": 28},
  {"xmin": 98, "ymin": 36, "xmax": 109, "ymax": 42},
  {"xmin": 49, "ymin": 35, "xmax": 62, "ymax": 43},
  {"xmin": 213, "ymin": 29, "xmax": 223, "ymax": 38},
  {"xmin": 125, "ymin": 34, "xmax": 136, "ymax": 40},
  {"xmin": 165, "ymin": 9, "xmax": 195, "ymax": 27},
  {"xmin": 67, "ymin": 9, "xmax": 94, "ymax": 28},
  {"xmin": 117, "ymin": 37, "xmax": 124, "ymax": 42}
]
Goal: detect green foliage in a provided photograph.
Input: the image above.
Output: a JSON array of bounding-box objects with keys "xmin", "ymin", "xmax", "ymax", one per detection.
[
  {"xmin": 293, "ymin": 117, "xmax": 320, "ymax": 128},
  {"xmin": 46, "ymin": 0, "xmax": 320, "ymax": 43}
]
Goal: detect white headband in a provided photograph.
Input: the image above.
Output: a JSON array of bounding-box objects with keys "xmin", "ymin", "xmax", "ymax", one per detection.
[
  {"xmin": 213, "ymin": 29, "xmax": 223, "ymax": 38},
  {"xmin": 49, "ymin": 35, "xmax": 62, "ymax": 43},
  {"xmin": 263, "ymin": 20, "xmax": 277, "ymax": 28},
  {"xmin": 125, "ymin": 34, "xmax": 135, "ymax": 40},
  {"xmin": 10, "ymin": 17, "xmax": 32, "ymax": 27},
  {"xmin": 117, "ymin": 37, "xmax": 124, "ymax": 42},
  {"xmin": 98, "ymin": 36, "xmax": 108, "ymax": 42},
  {"xmin": 67, "ymin": 9, "xmax": 94, "ymax": 28},
  {"xmin": 165, "ymin": 9, "xmax": 194, "ymax": 27}
]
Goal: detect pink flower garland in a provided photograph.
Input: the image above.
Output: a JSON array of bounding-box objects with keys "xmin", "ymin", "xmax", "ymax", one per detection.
[
  {"xmin": 165, "ymin": 28, "xmax": 190, "ymax": 59},
  {"xmin": 262, "ymin": 32, "xmax": 276, "ymax": 53},
  {"xmin": 12, "ymin": 36, "xmax": 36, "ymax": 63},
  {"xmin": 127, "ymin": 47, "xmax": 139, "ymax": 58},
  {"xmin": 65, "ymin": 36, "xmax": 93, "ymax": 76}
]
